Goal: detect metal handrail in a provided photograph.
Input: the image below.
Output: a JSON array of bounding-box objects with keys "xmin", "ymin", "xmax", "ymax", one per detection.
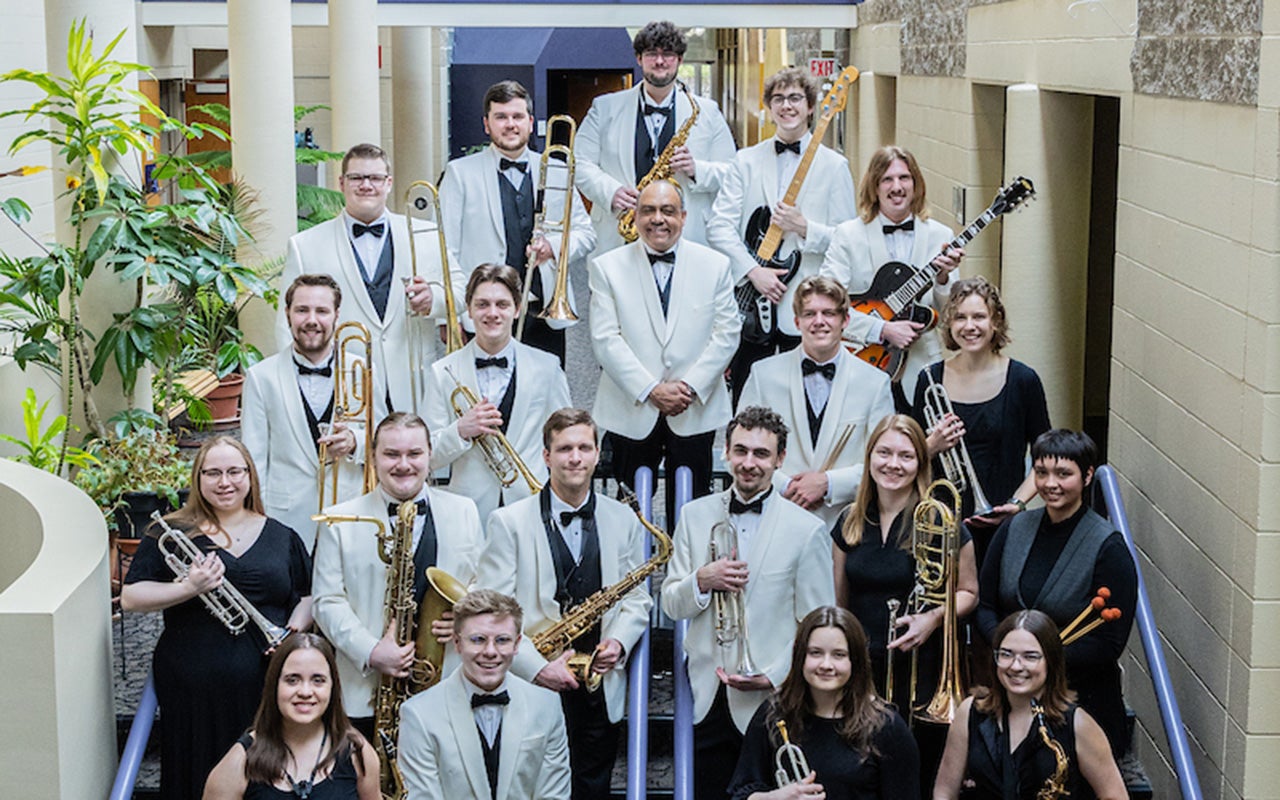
[
  {"xmin": 671, "ymin": 466, "xmax": 695, "ymax": 800},
  {"xmin": 1095, "ymin": 465, "xmax": 1203, "ymax": 800},
  {"xmin": 625, "ymin": 467, "xmax": 656, "ymax": 800},
  {"xmin": 109, "ymin": 671, "xmax": 157, "ymax": 800}
]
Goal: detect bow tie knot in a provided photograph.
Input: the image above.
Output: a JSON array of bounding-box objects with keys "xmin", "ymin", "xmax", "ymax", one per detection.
[
  {"xmin": 389, "ymin": 499, "xmax": 429, "ymax": 518},
  {"xmin": 352, "ymin": 221, "xmax": 386, "ymax": 239},
  {"xmin": 297, "ymin": 362, "xmax": 333, "ymax": 377},
  {"xmin": 499, "ymin": 158, "xmax": 527, "ymax": 173},
  {"xmin": 643, "ymin": 103, "xmax": 672, "ymax": 117},
  {"xmin": 729, "ymin": 493, "xmax": 768, "ymax": 515},
  {"xmin": 471, "ymin": 690, "xmax": 510, "ymax": 709},
  {"xmin": 559, "ymin": 506, "xmax": 594, "ymax": 527},
  {"xmin": 647, "ymin": 250, "xmax": 676, "ymax": 265},
  {"xmin": 801, "ymin": 358, "xmax": 837, "ymax": 381},
  {"xmin": 882, "ymin": 219, "xmax": 915, "ymax": 235},
  {"xmin": 475, "ymin": 356, "xmax": 509, "ymax": 370},
  {"xmin": 775, "ymin": 139, "xmax": 802, "ymax": 155}
]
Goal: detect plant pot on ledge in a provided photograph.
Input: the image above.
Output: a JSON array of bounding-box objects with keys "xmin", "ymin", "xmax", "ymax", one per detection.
[{"xmin": 206, "ymin": 372, "xmax": 245, "ymax": 426}]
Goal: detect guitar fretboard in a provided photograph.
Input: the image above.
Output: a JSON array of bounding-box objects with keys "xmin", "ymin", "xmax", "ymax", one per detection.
[{"xmin": 885, "ymin": 207, "xmax": 1000, "ymax": 315}]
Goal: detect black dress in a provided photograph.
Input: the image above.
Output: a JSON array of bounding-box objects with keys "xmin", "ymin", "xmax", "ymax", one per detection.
[
  {"xmin": 125, "ymin": 518, "xmax": 312, "ymax": 800},
  {"xmin": 963, "ymin": 704, "xmax": 1092, "ymax": 800},
  {"xmin": 729, "ymin": 702, "xmax": 920, "ymax": 800},
  {"xmin": 235, "ymin": 733, "xmax": 361, "ymax": 799}
]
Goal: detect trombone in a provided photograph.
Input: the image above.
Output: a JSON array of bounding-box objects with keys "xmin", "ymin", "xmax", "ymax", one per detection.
[
  {"xmin": 908, "ymin": 479, "xmax": 966, "ymax": 725},
  {"xmin": 709, "ymin": 493, "xmax": 761, "ymax": 677},
  {"xmin": 921, "ymin": 370, "xmax": 995, "ymax": 516},
  {"xmin": 318, "ymin": 320, "xmax": 376, "ymax": 512},
  {"xmin": 405, "ymin": 180, "xmax": 463, "ymax": 414},
  {"xmin": 517, "ymin": 115, "xmax": 579, "ymax": 340},
  {"xmin": 444, "ymin": 365, "xmax": 543, "ymax": 494}
]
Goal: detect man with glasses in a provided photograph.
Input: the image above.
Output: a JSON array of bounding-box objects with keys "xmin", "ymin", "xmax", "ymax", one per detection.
[
  {"xmin": 278, "ymin": 143, "xmax": 466, "ymax": 418},
  {"xmin": 575, "ymin": 20, "xmax": 736, "ymax": 256},
  {"xmin": 707, "ymin": 67, "xmax": 857, "ymax": 403},
  {"xmin": 398, "ymin": 589, "xmax": 571, "ymax": 800}
]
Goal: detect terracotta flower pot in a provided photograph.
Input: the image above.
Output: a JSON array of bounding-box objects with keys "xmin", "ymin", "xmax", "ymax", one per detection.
[{"xmin": 206, "ymin": 373, "xmax": 245, "ymax": 423}]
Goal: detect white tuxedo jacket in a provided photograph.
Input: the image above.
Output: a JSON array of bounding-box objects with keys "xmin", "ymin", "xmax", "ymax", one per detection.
[
  {"xmin": 277, "ymin": 212, "xmax": 467, "ymax": 417},
  {"xmin": 241, "ymin": 351, "xmax": 366, "ymax": 548},
  {"xmin": 738, "ymin": 347, "xmax": 895, "ymax": 529},
  {"xmin": 475, "ymin": 491, "xmax": 652, "ymax": 723},
  {"xmin": 398, "ymin": 670, "xmax": 571, "ymax": 800},
  {"xmin": 819, "ymin": 215, "xmax": 957, "ymax": 400},
  {"xmin": 588, "ymin": 240, "xmax": 741, "ymax": 440},
  {"xmin": 439, "ymin": 144, "xmax": 595, "ymax": 329},
  {"xmin": 423, "ymin": 340, "xmax": 571, "ymax": 524},
  {"xmin": 312, "ymin": 487, "xmax": 483, "ymax": 715},
  {"xmin": 706, "ymin": 137, "xmax": 857, "ymax": 337},
  {"xmin": 659, "ymin": 490, "xmax": 834, "ymax": 731},
  {"xmin": 575, "ymin": 84, "xmax": 737, "ymax": 254}
]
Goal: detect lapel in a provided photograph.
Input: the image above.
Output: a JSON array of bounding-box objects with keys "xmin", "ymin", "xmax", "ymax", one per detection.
[
  {"xmin": 661, "ymin": 242, "xmax": 689, "ymax": 342},
  {"xmin": 744, "ymin": 492, "xmax": 784, "ymax": 605},
  {"xmin": 631, "ymin": 244, "xmax": 668, "ymax": 345},
  {"xmin": 384, "ymin": 213, "xmax": 409, "ymax": 327},
  {"xmin": 531, "ymin": 496, "xmax": 563, "ymax": 623},
  {"xmin": 596, "ymin": 496, "xmax": 620, "ymax": 585},
  {"xmin": 812, "ymin": 349, "xmax": 855, "ymax": 461},
  {"xmin": 615, "ymin": 86, "xmax": 643, "ymax": 185},
  {"xmin": 761, "ymin": 139, "xmax": 781, "ymax": 208},
  {"xmin": 784, "ymin": 348, "xmax": 817, "ymax": 465},
  {"xmin": 275, "ymin": 352, "xmax": 318, "ymax": 465},
  {"xmin": 908, "ymin": 217, "xmax": 936, "ymax": 267},
  {"xmin": 456, "ymin": 340, "xmax": 482, "ymax": 400},
  {"xmin": 867, "ymin": 217, "xmax": 893, "ymax": 268},
  {"xmin": 508, "ymin": 342, "xmax": 535, "ymax": 433},
  {"xmin": 331, "ymin": 216, "xmax": 380, "ymax": 326},
  {"xmin": 445, "ymin": 672, "xmax": 494, "ymax": 800},
  {"xmin": 483, "ymin": 146, "xmax": 507, "ymax": 244},
  {"xmin": 493, "ymin": 682, "xmax": 527, "ymax": 800}
]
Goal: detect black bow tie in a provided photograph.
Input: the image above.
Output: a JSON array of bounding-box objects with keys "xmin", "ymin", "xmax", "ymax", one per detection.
[
  {"xmin": 647, "ymin": 250, "xmax": 676, "ymax": 265},
  {"xmin": 352, "ymin": 221, "xmax": 385, "ymax": 239},
  {"xmin": 389, "ymin": 499, "xmax": 428, "ymax": 518},
  {"xmin": 475, "ymin": 356, "xmax": 509, "ymax": 370},
  {"xmin": 775, "ymin": 139, "xmax": 802, "ymax": 155},
  {"xmin": 643, "ymin": 103, "xmax": 672, "ymax": 117},
  {"xmin": 801, "ymin": 358, "xmax": 836, "ymax": 381},
  {"xmin": 471, "ymin": 690, "xmax": 510, "ymax": 709},
  {"xmin": 729, "ymin": 492, "xmax": 769, "ymax": 515},
  {"xmin": 559, "ymin": 506, "xmax": 594, "ymax": 527},
  {"xmin": 882, "ymin": 219, "xmax": 914, "ymax": 235},
  {"xmin": 499, "ymin": 158, "xmax": 527, "ymax": 173},
  {"xmin": 297, "ymin": 362, "xmax": 332, "ymax": 377}
]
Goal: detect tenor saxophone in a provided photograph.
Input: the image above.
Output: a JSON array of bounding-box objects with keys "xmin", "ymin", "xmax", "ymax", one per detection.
[{"xmin": 617, "ymin": 81, "xmax": 701, "ymax": 243}]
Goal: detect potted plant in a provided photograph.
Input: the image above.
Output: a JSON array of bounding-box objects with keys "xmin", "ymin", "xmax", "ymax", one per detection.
[{"xmin": 72, "ymin": 430, "xmax": 192, "ymax": 538}]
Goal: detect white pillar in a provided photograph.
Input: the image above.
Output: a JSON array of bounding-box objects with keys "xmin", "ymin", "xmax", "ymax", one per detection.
[
  {"xmin": 391, "ymin": 26, "xmax": 437, "ymax": 211},
  {"xmin": 1002, "ymin": 84, "xmax": 1093, "ymax": 429},
  {"xmin": 228, "ymin": 0, "xmax": 297, "ymax": 354},
  {"xmin": 854, "ymin": 71, "xmax": 895, "ymax": 178},
  {"xmin": 329, "ymin": 0, "xmax": 381, "ymax": 150}
]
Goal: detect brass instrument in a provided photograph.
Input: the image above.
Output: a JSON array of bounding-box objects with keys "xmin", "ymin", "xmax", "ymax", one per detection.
[
  {"xmin": 884, "ymin": 597, "xmax": 901, "ymax": 702},
  {"xmin": 405, "ymin": 180, "xmax": 462, "ymax": 415},
  {"xmin": 1032, "ymin": 699, "xmax": 1071, "ymax": 800},
  {"xmin": 517, "ymin": 115, "xmax": 578, "ymax": 340},
  {"xmin": 445, "ymin": 365, "xmax": 543, "ymax": 494},
  {"xmin": 773, "ymin": 720, "xmax": 812, "ymax": 786},
  {"xmin": 148, "ymin": 511, "xmax": 290, "ymax": 653},
  {"xmin": 530, "ymin": 484, "xmax": 672, "ymax": 691},
  {"xmin": 617, "ymin": 81, "xmax": 701, "ymax": 243},
  {"xmin": 921, "ymin": 370, "xmax": 995, "ymax": 516},
  {"xmin": 318, "ymin": 320, "xmax": 377, "ymax": 512},
  {"xmin": 908, "ymin": 480, "xmax": 966, "ymax": 725},
  {"xmin": 709, "ymin": 493, "xmax": 761, "ymax": 677}
]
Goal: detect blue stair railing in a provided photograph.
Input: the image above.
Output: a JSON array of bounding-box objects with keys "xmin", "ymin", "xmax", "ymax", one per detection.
[
  {"xmin": 1096, "ymin": 465, "xmax": 1203, "ymax": 800},
  {"xmin": 625, "ymin": 467, "xmax": 656, "ymax": 800},
  {"xmin": 671, "ymin": 466, "xmax": 695, "ymax": 800},
  {"xmin": 109, "ymin": 671, "xmax": 157, "ymax": 800}
]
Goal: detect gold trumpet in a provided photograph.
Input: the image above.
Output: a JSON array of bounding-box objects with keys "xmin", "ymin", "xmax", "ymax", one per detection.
[
  {"xmin": 318, "ymin": 321, "xmax": 376, "ymax": 512},
  {"xmin": 921, "ymin": 370, "xmax": 995, "ymax": 516},
  {"xmin": 517, "ymin": 115, "xmax": 579, "ymax": 340},
  {"xmin": 618, "ymin": 81, "xmax": 700, "ymax": 243},
  {"xmin": 709, "ymin": 493, "xmax": 761, "ymax": 677},
  {"xmin": 405, "ymin": 180, "xmax": 462, "ymax": 415},
  {"xmin": 444, "ymin": 365, "xmax": 543, "ymax": 494},
  {"xmin": 774, "ymin": 720, "xmax": 812, "ymax": 786},
  {"xmin": 149, "ymin": 511, "xmax": 290, "ymax": 652},
  {"xmin": 908, "ymin": 479, "xmax": 966, "ymax": 725}
]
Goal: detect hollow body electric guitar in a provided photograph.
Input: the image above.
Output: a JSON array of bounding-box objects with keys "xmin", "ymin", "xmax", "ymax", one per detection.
[
  {"xmin": 848, "ymin": 176, "xmax": 1036, "ymax": 379},
  {"xmin": 735, "ymin": 66, "xmax": 860, "ymax": 344}
]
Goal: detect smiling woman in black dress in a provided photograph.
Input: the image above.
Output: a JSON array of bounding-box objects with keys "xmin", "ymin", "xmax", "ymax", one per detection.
[{"xmin": 122, "ymin": 436, "xmax": 314, "ymax": 800}]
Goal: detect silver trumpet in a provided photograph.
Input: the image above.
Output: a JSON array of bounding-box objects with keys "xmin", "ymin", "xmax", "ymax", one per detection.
[
  {"xmin": 149, "ymin": 511, "xmax": 291, "ymax": 652},
  {"xmin": 774, "ymin": 720, "xmax": 812, "ymax": 786},
  {"xmin": 921, "ymin": 369, "xmax": 995, "ymax": 516},
  {"xmin": 709, "ymin": 497, "xmax": 761, "ymax": 677}
]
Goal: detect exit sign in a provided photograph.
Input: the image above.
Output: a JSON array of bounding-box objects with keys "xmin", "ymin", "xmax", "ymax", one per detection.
[{"xmin": 809, "ymin": 58, "xmax": 837, "ymax": 78}]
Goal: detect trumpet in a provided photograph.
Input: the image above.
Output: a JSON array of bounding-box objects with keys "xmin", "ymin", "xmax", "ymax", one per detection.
[
  {"xmin": 148, "ymin": 511, "xmax": 290, "ymax": 652},
  {"xmin": 618, "ymin": 81, "xmax": 700, "ymax": 243},
  {"xmin": 517, "ymin": 115, "xmax": 579, "ymax": 340},
  {"xmin": 908, "ymin": 480, "xmax": 966, "ymax": 725},
  {"xmin": 405, "ymin": 180, "xmax": 462, "ymax": 414},
  {"xmin": 709, "ymin": 494, "xmax": 761, "ymax": 677},
  {"xmin": 318, "ymin": 321, "xmax": 377, "ymax": 512},
  {"xmin": 444, "ymin": 365, "xmax": 543, "ymax": 494},
  {"xmin": 774, "ymin": 720, "xmax": 812, "ymax": 786},
  {"xmin": 921, "ymin": 369, "xmax": 995, "ymax": 517}
]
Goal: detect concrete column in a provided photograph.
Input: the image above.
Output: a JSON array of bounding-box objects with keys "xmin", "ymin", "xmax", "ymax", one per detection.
[
  {"xmin": 1001, "ymin": 84, "xmax": 1093, "ymax": 429},
  {"xmin": 228, "ymin": 0, "xmax": 297, "ymax": 354},
  {"xmin": 391, "ymin": 26, "xmax": 437, "ymax": 211},
  {"xmin": 329, "ymin": 0, "xmax": 381, "ymax": 150}
]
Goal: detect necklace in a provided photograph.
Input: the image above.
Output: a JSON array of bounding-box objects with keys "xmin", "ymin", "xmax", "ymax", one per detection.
[{"xmin": 284, "ymin": 728, "xmax": 328, "ymax": 799}]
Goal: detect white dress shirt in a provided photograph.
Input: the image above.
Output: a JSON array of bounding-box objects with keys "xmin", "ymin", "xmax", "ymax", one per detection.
[
  {"xmin": 379, "ymin": 487, "xmax": 430, "ymax": 549},
  {"xmin": 474, "ymin": 341, "xmax": 516, "ymax": 404},
  {"xmin": 878, "ymin": 211, "xmax": 915, "ymax": 264},
  {"xmin": 292, "ymin": 348, "xmax": 336, "ymax": 420},
  {"xmin": 695, "ymin": 488, "xmax": 771, "ymax": 607},
  {"xmin": 499, "ymin": 149, "xmax": 531, "ymax": 190},
  {"xmin": 344, "ymin": 211, "xmax": 391, "ymax": 282},
  {"xmin": 463, "ymin": 676, "xmax": 510, "ymax": 747},
  {"xmin": 801, "ymin": 353, "xmax": 837, "ymax": 416},
  {"xmin": 640, "ymin": 87, "xmax": 676, "ymax": 152},
  {"xmin": 548, "ymin": 491, "xmax": 592, "ymax": 563},
  {"xmin": 774, "ymin": 132, "xmax": 811, "ymax": 198}
]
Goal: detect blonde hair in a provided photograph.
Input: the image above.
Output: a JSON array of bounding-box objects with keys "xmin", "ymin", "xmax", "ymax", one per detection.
[{"xmin": 838, "ymin": 415, "xmax": 931, "ymax": 548}]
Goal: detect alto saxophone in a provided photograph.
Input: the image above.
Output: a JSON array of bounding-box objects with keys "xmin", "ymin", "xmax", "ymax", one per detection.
[
  {"xmin": 617, "ymin": 80, "xmax": 701, "ymax": 243},
  {"xmin": 530, "ymin": 486, "xmax": 671, "ymax": 691}
]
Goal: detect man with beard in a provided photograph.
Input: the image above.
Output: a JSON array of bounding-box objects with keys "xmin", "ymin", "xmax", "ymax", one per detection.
[
  {"xmin": 660, "ymin": 405, "xmax": 833, "ymax": 800},
  {"xmin": 243, "ymin": 274, "xmax": 365, "ymax": 549},
  {"xmin": 575, "ymin": 20, "xmax": 736, "ymax": 255},
  {"xmin": 588, "ymin": 180, "xmax": 740, "ymax": 523},
  {"xmin": 439, "ymin": 81, "xmax": 595, "ymax": 365}
]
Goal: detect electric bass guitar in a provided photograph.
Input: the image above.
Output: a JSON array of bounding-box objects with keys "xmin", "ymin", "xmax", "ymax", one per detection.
[
  {"xmin": 736, "ymin": 66, "xmax": 860, "ymax": 344},
  {"xmin": 848, "ymin": 176, "xmax": 1036, "ymax": 380}
]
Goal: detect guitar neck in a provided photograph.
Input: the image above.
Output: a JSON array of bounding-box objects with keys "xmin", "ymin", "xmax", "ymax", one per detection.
[
  {"xmin": 886, "ymin": 206, "xmax": 1001, "ymax": 314},
  {"xmin": 757, "ymin": 111, "xmax": 840, "ymax": 259}
]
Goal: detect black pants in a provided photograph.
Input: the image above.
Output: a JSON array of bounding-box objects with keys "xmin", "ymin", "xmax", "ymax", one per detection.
[
  {"xmin": 521, "ymin": 298, "xmax": 567, "ymax": 368},
  {"xmin": 561, "ymin": 684, "xmax": 620, "ymax": 800},
  {"xmin": 606, "ymin": 418, "xmax": 714, "ymax": 526},
  {"xmin": 693, "ymin": 684, "xmax": 744, "ymax": 800},
  {"xmin": 728, "ymin": 331, "xmax": 801, "ymax": 409}
]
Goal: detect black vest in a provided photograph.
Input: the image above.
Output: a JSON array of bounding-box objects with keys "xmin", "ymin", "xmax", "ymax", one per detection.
[
  {"xmin": 494, "ymin": 360, "xmax": 517, "ymax": 436},
  {"xmin": 408, "ymin": 502, "xmax": 439, "ymax": 606},
  {"xmin": 353, "ymin": 234, "xmax": 396, "ymax": 320},
  {"xmin": 634, "ymin": 97, "xmax": 676, "ymax": 186},
  {"xmin": 805, "ymin": 391, "xmax": 827, "ymax": 449},
  {"xmin": 478, "ymin": 722, "xmax": 501, "ymax": 799},
  {"xmin": 497, "ymin": 172, "xmax": 537, "ymax": 295},
  {"xmin": 299, "ymin": 385, "xmax": 335, "ymax": 452},
  {"xmin": 539, "ymin": 489, "xmax": 603, "ymax": 650},
  {"xmin": 998, "ymin": 507, "xmax": 1113, "ymax": 623}
]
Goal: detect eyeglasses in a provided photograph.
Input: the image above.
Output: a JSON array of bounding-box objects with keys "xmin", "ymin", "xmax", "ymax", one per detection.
[
  {"xmin": 200, "ymin": 466, "xmax": 250, "ymax": 481},
  {"xmin": 994, "ymin": 648, "xmax": 1044, "ymax": 666},
  {"xmin": 641, "ymin": 49, "xmax": 680, "ymax": 62},
  {"xmin": 343, "ymin": 173, "xmax": 390, "ymax": 185},
  {"xmin": 462, "ymin": 634, "xmax": 518, "ymax": 649},
  {"xmin": 769, "ymin": 93, "xmax": 808, "ymax": 107}
]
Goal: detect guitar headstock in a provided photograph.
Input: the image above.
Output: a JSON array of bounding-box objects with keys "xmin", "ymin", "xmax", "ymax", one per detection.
[
  {"xmin": 819, "ymin": 66, "xmax": 861, "ymax": 120},
  {"xmin": 989, "ymin": 176, "xmax": 1036, "ymax": 216}
]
